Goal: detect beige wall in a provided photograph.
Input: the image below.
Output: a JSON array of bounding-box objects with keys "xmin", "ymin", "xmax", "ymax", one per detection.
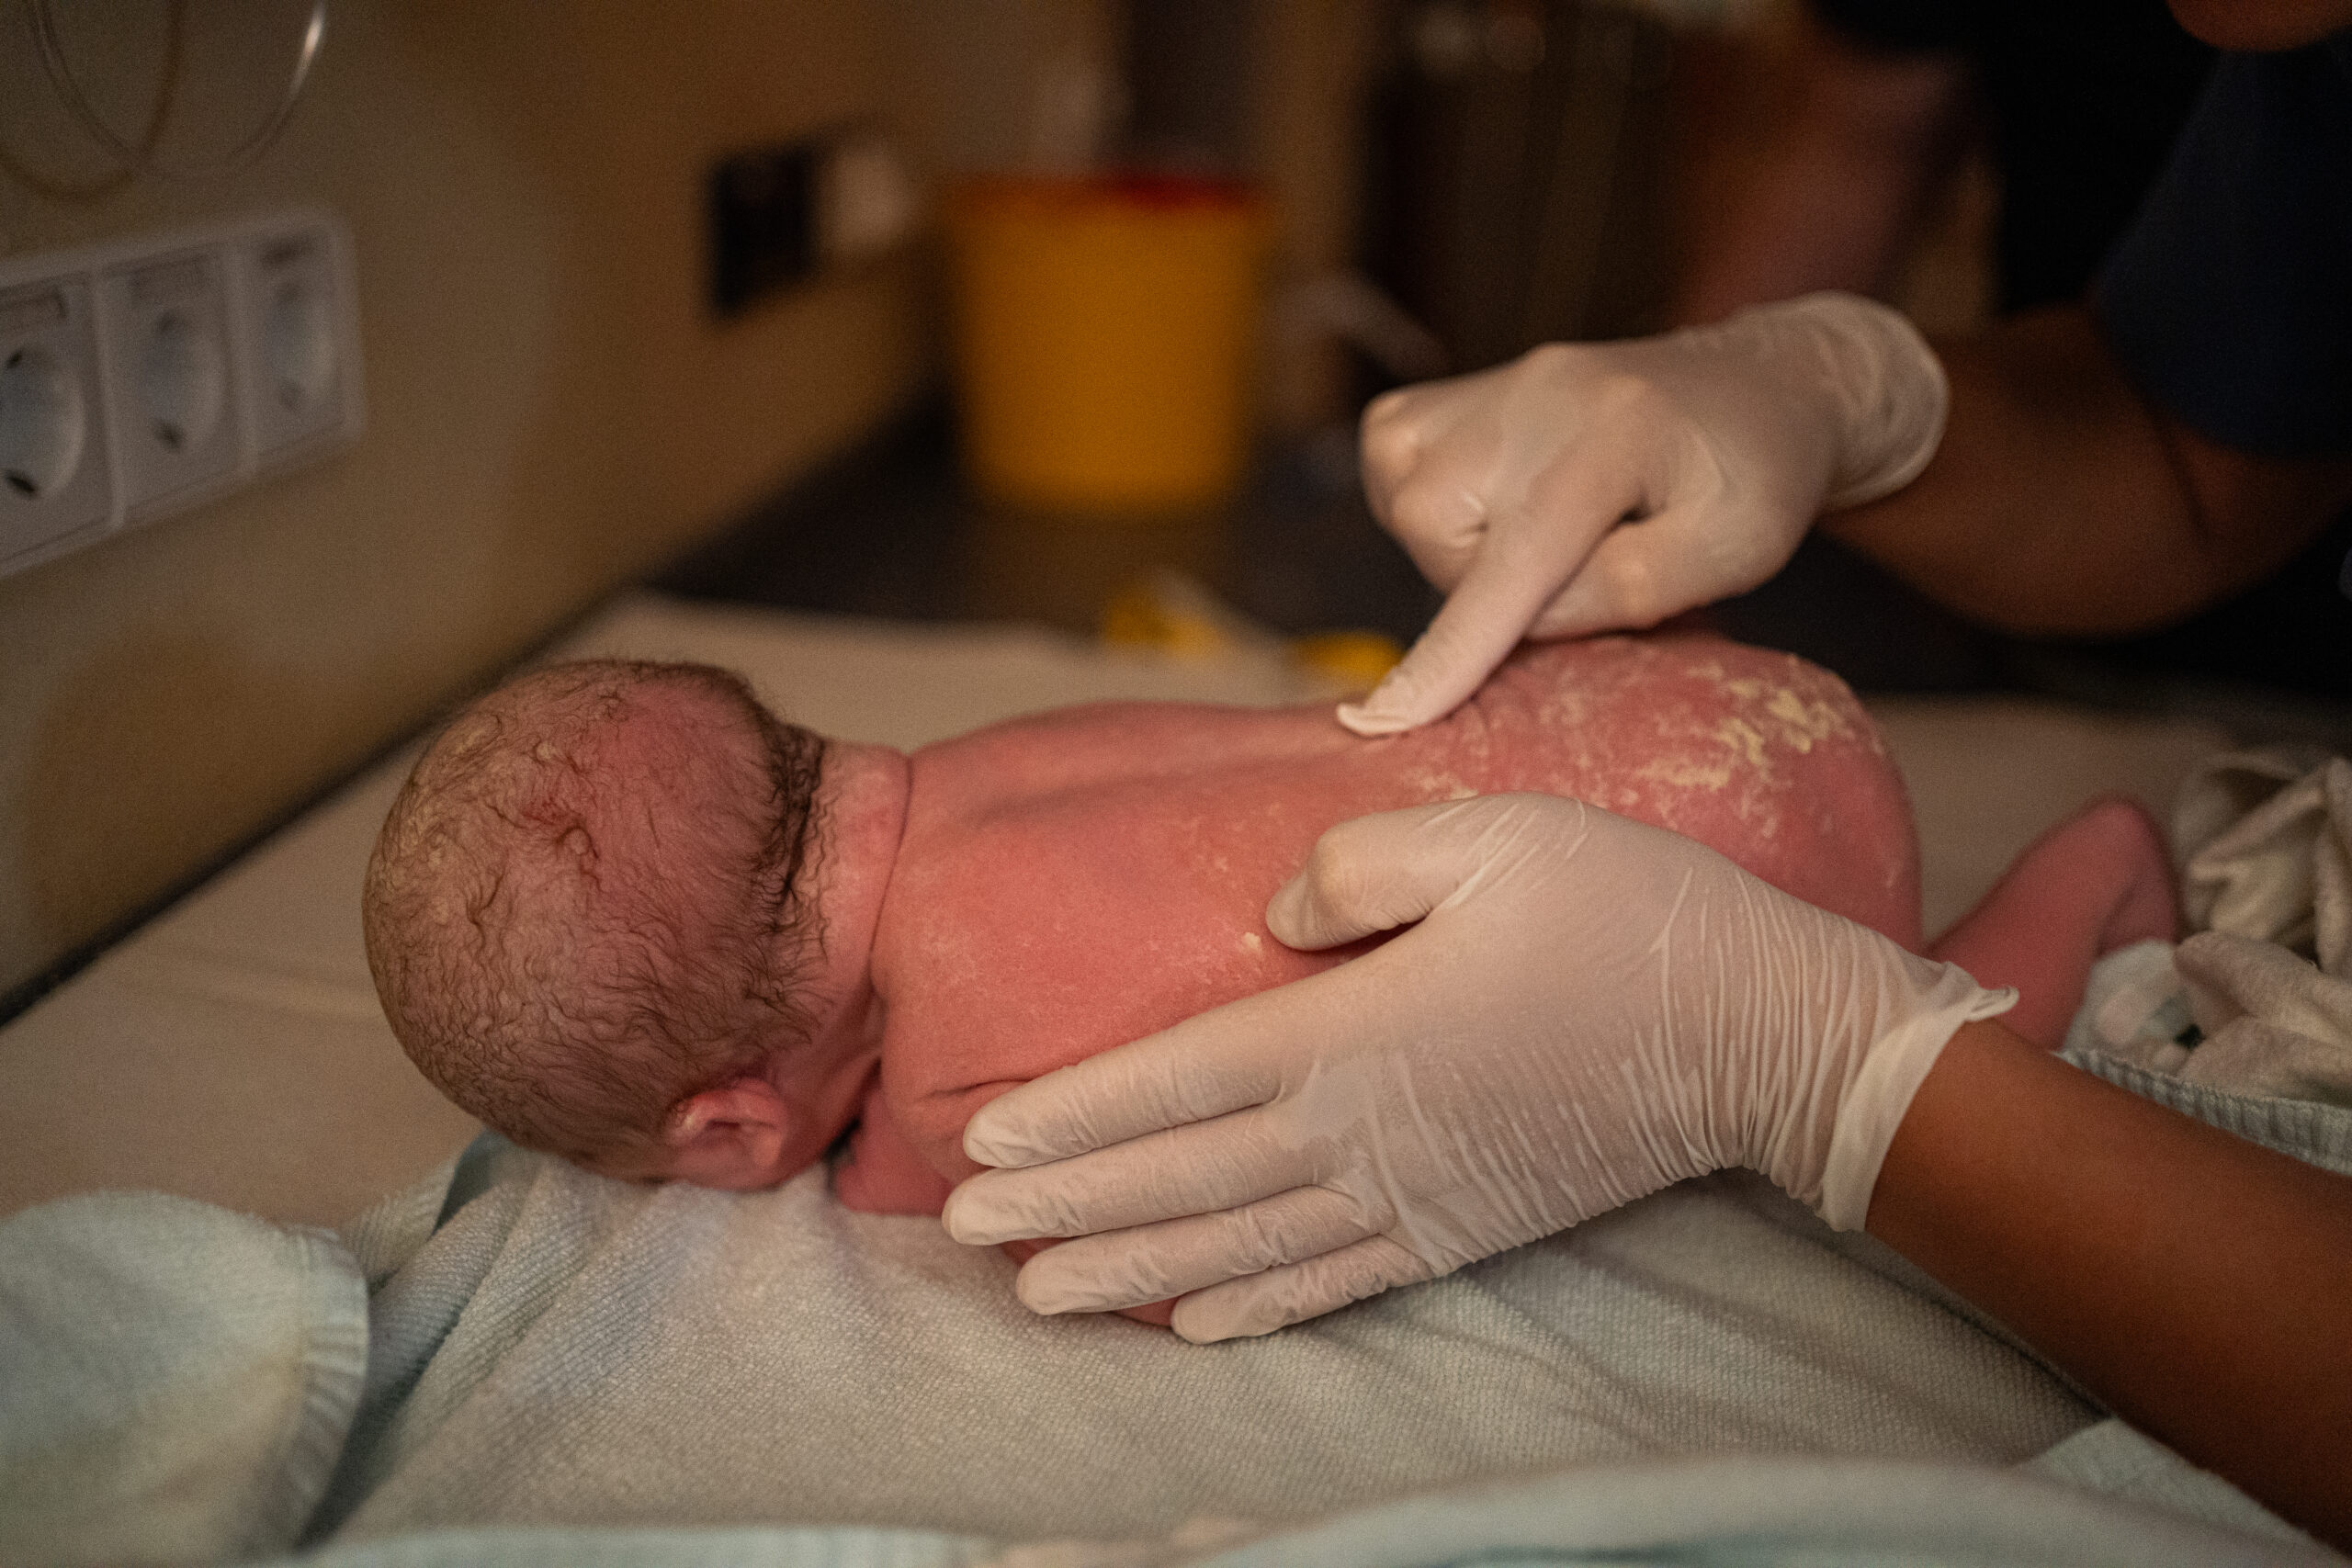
[
  {"xmin": 1250, "ymin": 0, "xmax": 1383, "ymax": 431},
  {"xmin": 0, "ymin": 0, "xmax": 934, "ymax": 998}
]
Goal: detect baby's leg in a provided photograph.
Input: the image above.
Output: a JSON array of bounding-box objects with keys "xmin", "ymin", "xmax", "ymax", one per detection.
[{"xmin": 1927, "ymin": 796, "xmax": 2180, "ymax": 1048}]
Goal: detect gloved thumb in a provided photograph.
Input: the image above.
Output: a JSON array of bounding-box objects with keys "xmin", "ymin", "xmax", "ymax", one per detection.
[{"xmin": 1268, "ymin": 795, "xmax": 1578, "ymax": 951}]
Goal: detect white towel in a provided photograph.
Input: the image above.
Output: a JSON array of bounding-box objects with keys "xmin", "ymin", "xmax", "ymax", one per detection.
[
  {"xmin": 2082, "ymin": 752, "xmax": 2352, "ymax": 1104},
  {"xmin": 2177, "ymin": 750, "xmax": 2352, "ymax": 976}
]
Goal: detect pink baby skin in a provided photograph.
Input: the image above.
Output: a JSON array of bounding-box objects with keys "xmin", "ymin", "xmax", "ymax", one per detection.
[
  {"xmin": 371, "ymin": 634, "xmax": 2175, "ymax": 1329},
  {"xmin": 855, "ymin": 634, "xmax": 1922, "ymax": 1214}
]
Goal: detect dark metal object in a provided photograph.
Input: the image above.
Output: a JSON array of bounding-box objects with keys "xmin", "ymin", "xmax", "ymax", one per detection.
[
  {"xmin": 31, "ymin": 0, "xmax": 325, "ymax": 180},
  {"xmin": 708, "ymin": 140, "xmax": 822, "ymax": 317}
]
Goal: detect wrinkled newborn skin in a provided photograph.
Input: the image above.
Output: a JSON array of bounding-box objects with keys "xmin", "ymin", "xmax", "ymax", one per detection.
[{"xmin": 854, "ymin": 634, "xmax": 1917, "ymax": 1206}]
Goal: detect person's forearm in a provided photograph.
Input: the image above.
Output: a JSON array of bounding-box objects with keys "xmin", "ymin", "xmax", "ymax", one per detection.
[
  {"xmin": 1870, "ymin": 1019, "xmax": 2352, "ymax": 1547},
  {"xmin": 1821, "ymin": 306, "xmax": 2352, "ymax": 635},
  {"xmin": 1673, "ymin": 26, "xmax": 1970, "ymax": 324}
]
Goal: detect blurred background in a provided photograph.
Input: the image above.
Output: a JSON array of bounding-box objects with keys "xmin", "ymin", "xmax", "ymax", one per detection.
[
  {"xmin": 661, "ymin": 0, "xmax": 2007, "ymax": 645},
  {"xmin": 0, "ymin": 0, "xmax": 2324, "ymax": 1010}
]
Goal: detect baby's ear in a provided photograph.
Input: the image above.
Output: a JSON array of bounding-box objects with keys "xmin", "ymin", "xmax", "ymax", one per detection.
[{"xmin": 660, "ymin": 1077, "xmax": 795, "ymax": 1190}]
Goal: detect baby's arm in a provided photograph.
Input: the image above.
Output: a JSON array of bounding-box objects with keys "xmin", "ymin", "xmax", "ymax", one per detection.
[
  {"xmin": 1926, "ymin": 795, "xmax": 2179, "ymax": 1048},
  {"xmin": 836, "ymin": 1082, "xmax": 1180, "ymax": 1325},
  {"xmin": 833, "ymin": 1082, "xmax": 959, "ymax": 1213}
]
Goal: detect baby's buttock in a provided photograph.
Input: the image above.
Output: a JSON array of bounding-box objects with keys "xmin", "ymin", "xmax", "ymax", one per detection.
[
  {"xmin": 871, "ymin": 633, "xmax": 1918, "ymax": 1187},
  {"xmin": 1453, "ymin": 636, "xmax": 1918, "ymax": 936}
]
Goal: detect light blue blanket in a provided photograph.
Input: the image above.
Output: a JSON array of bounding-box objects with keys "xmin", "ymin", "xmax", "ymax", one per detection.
[
  {"xmin": 0, "ymin": 1192, "xmax": 365, "ymax": 1566},
  {"xmin": 253, "ymin": 1461, "xmax": 2329, "ymax": 1567}
]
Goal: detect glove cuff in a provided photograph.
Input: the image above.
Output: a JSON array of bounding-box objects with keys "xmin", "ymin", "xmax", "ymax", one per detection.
[
  {"xmin": 1815, "ymin": 964, "xmax": 2017, "ymax": 1231},
  {"xmin": 1735, "ymin": 292, "xmax": 1950, "ymax": 513}
]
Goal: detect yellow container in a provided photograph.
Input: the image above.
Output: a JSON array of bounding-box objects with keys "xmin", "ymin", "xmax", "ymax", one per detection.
[{"xmin": 947, "ymin": 175, "xmax": 1270, "ymax": 512}]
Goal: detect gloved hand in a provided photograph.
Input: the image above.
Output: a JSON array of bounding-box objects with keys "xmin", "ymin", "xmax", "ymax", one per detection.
[
  {"xmin": 1340, "ymin": 292, "xmax": 1947, "ymax": 736},
  {"xmin": 944, "ymin": 795, "xmax": 2010, "ymax": 1343}
]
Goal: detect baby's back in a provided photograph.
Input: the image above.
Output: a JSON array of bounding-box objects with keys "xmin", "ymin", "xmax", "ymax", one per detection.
[{"xmin": 873, "ymin": 634, "xmax": 1917, "ymax": 1185}]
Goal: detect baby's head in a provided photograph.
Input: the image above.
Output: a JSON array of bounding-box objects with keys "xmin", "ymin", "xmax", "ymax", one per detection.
[{"xmin": 363, "ymin": 660, "xmax": 905, "ymax": 1188}]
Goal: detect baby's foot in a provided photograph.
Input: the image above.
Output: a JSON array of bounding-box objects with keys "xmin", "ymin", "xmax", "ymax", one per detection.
[
  {"xmin": 2071, "ymin": 795, "xmax": 2182, "ymax": 954},
  {"xmin": 1930, "ymin": 795, "xmax": 2181, "ymax": 1048}
]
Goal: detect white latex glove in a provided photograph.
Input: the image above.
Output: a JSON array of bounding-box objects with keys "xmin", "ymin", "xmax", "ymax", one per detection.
[
  {"xmin": 1341, "ymin": 292, "xmax": 1947, "ymax": 736},
  {"xmin": 944, "ymin": 795, "xmax": 2010, "ymax": 1343}
]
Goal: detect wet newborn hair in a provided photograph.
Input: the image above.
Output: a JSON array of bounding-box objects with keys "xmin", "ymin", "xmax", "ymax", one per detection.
[{"xmin": 362, "ymin": 660, "xmax": 827, "ymax": 1162}]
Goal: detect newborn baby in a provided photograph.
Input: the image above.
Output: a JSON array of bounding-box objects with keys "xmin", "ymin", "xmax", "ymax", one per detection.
[{"xmin": 365, "ymin": 637, "xmax": 2173, "ymax": 1294}]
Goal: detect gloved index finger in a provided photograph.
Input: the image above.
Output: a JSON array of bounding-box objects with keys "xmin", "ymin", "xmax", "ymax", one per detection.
[
  {"xmin": 1337, "ymin": 514, "xmax": 1590, "ymax": 736},
  {"xmin": 1341, "ymin": 443, "xmax": 1653, "ymax": 735},
  {"xmin": 1336, "ymin": 563, "xmax": 1533, "ymax": 737}
]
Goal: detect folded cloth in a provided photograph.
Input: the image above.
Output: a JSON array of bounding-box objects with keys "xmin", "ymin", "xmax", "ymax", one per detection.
[
  {"xmin": 0, "ymin": 1190, "xmax": 367, "ymax": 1568},
  {"xmin": 2175, "ymin": 931, "xmax": 2352, "ymax": 1108},
  {"xmin": 2075, "ymin": 935, "xmax": 2352, "ymax": 1110},
  {"xmin": 2073, "ymin": 752, "xmax": 2352, "ymax": 1105},
  {"xmin": 2177, "ymin": 750, "xmax": 2352, "ymax": 976},
  {"xmin": 2028, "ymin": 1419, "xmax": 2325, "ymax": 1553}
]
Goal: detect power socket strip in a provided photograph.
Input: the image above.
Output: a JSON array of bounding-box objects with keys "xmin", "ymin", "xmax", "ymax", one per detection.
[{"xmin": 0, "ymin": 209, "xmax": 365, "ymax": 581}]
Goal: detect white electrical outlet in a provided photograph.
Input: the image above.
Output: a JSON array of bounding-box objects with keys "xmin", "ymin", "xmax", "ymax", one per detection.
[
  {"xmin": 0, "ymin": 276, "xmax": 115, "ymax": 573},
  {"xmin": 96, "ymin": 246, "xmax": 242, "ymax": 520},
  {"xmin": 0, "ymin": 209, "xmax": 363, "ymax": 582},
  {"xmin": 230, "ymin": 218, "xmax": 362, "ymax": 465}
]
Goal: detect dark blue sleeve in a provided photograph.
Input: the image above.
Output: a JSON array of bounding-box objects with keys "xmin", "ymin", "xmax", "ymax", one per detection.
[
  {"xmin": 1806, "ymin": 0, "xmax": 1968, "ymax": 53},
  {"xmin": 2095, "ymin": 36, "xmax": 2352, "ymax": 457}
]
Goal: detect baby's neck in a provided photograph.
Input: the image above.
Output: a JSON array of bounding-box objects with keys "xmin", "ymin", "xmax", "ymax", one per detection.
[
  {"xmin": 760, "ymin": 741, "xmax": 912, "ymax": 1170},
  {"xmin": 809, "ymin": 739, "xmax": 914, "ymax": 977}
]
